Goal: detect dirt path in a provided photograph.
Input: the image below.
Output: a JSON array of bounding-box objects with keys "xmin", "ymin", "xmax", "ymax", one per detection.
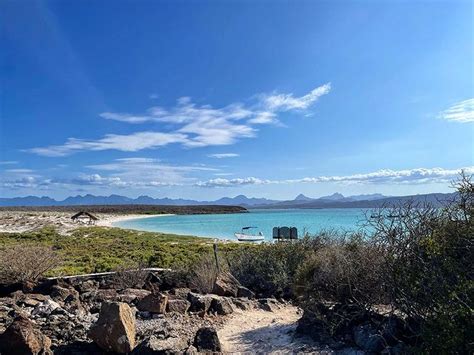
[{"xmin": 218, "ymin": 304, "xmax": 332, "ymax": 353}]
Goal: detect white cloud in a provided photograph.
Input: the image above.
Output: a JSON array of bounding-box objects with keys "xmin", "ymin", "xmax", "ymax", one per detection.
[
  {"xmin": 5, "ymin": 169, "xmax": 35, "ymax": 174},
  {"xmin": 28, "ymin": 84, "xmax": 331, "ymax": 156},
  {"xmin": 196, "ymin": 177, "xmax": 271, "ymax": 187},
  {"xmin": 208, "ymin": 153, "xmax": 240, "ymax": 159},
  {"xmin": 195, "ymin": 167, "xmax": 473, "ymax": 187},
  {"xmin": 0, "ymin": 161, "xmax": 18, "ymax": 165},
  {"xmin": 440, "ymin": 98, "xmax": 474, "ymax": 123},
  {"xmin": 28, "ymin": 132, "xmax": 188, "ymax": 157},
  {"xmin": 261, "ymin": 83, "xmax": 331, "ymax": 111}
]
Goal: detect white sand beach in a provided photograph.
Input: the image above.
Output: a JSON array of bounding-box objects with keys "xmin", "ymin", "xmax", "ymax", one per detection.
[{"xmin": 0, "ymin": 211, "xmax": 175, "ymax": 235}]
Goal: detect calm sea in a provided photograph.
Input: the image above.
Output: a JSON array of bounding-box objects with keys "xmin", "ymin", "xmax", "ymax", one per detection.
[{"xmin": 113, "ymin": 208, "xmax": 370, "ymax": 240}]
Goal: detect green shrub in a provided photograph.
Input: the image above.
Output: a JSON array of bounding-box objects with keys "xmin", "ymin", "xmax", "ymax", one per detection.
[{"xmin": 226, "ymin": 241, "xmax": 310, "ymax": 298}]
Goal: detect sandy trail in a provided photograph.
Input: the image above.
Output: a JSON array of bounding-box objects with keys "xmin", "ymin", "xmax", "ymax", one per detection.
[{"xmin": 218, "ymin": 304, "xmax": 330, "ymax": 353}]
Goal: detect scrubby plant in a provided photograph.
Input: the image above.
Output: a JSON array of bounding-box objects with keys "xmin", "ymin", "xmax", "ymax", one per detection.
[
  {"xmin": 0, "ymin": 244, "xmax": 62, "ymax": 283},
  {"xmin": 226, "ymin": 240, "xmax": 310, "ymax": 298},
  {"xmin": 111, "ymin": 261, "xmax": 149, "ymax": 290},
  {"xmin": 294, "ymin": 233, "xmax": 386, "ymax": 308},
  {"xmin": 293, "ymin": 173, "xmax": 473, "ymax": 352},
  {"xmin": 189, "ymin": 251, "xmax": 221, "ymax": 293}
]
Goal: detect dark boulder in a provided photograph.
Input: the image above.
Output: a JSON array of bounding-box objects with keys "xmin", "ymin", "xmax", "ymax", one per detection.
[
  {"xmin": 136, "ymin": 292, "xmax": 168, "ymax": 313},
  {"xmin": 209, "ymin": 297, "xmax": 234, "ymax": 315},
  {"xmin": 0, "ymin": 314, "xmax": 52, "ymax": 355},
  {"xmin": 193, "ymin": 327, "xmax": 221, "ymax": 352},
  {"xmin": 166, "ymin": 299, "xmax": 190, "ymax": 314},
  {"xmin": 237, "ymin": 286, "xmax": 254, "ymax": 299},
  {"xmin": 187, "ymin": 293, "xmax": 213, "ymax": 313}
]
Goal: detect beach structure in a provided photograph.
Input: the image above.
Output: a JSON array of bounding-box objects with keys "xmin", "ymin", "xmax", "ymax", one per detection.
[
  {"xmin": 71, "ymin": 211, "xmax": 98, "ymax": 225},
  {"xmin": 273, "ymin": 226, "xmax": 298, "ymax": 241}
]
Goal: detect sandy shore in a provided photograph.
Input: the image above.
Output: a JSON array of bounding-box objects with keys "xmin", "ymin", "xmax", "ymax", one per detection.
[
  {"xmin": 97, "ymin": 213, "xmax": 175, "ymax": 227},
  {"xmin": 0, "ymin": 211, "xmax": 174, "ymax": 235}
]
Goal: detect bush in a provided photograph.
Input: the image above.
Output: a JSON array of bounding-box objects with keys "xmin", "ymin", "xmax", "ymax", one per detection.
[
  {"xmin": 294, "ymin": 233, "xmax": 386, "ymax": 308},
  {"xmin": 111, "ymin": 261, "xmax": 149, "ymax": 290},
  {"xmin": 294, "ymin": 173, "xmax": 473, "ymax": 352},
  {"xmin": 189, "ymin": 252, "xmax": 218, "ymax": 294},
  {"xmin": 367, "ymin": 173, "xmax": 473, "ymax": 352},
  {"xmin": 226, "ymin": 240, "xmax": 310, "ymax": 298},
  {"xmin": 0, "ymin": 245, "xmax": 62, "ymax": 284}
]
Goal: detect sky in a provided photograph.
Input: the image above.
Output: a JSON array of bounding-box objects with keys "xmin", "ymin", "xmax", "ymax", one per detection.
[{"xmin": 0, "ymin": 0, "xmax": 473, "ymax": 200}]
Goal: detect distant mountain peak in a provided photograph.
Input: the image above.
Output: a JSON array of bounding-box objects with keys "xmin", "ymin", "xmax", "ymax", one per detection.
[
  {"xmin": 319, "ymin": 192, "xmax": 345, "ymax": 200},
  {"xmin": 294, "ymin": 193, "xmax": 313, "ymax": 201}
]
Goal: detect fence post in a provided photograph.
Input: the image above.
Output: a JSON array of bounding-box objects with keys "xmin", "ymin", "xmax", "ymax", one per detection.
[{"xmin": 213, "ymin": 240, "xmax": 220, "ymax": 273}]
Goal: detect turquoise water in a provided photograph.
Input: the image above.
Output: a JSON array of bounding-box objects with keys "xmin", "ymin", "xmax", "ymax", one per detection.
[{"xmin": 114, "ymin": 208, "xmax": 369, "ymax": 240}]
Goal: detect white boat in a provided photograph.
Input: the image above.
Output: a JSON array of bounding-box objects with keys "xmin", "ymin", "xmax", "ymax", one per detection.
[{"xmin": 234, "ymin": 226, "xmax": 265, "ymax": 242}]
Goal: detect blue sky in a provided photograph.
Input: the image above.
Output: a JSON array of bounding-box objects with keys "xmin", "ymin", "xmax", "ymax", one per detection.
[{"xmin": 1, "ymin": 0, "xmax": 473, "ymax": 200}]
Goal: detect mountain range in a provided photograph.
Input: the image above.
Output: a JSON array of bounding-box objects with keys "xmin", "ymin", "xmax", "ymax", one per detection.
[{"xmin": 0, "ymin": 192, "xmax": 455, "ymax": 208}]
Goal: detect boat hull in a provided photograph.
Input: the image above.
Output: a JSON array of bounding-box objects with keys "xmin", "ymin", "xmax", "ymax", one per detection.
[{"xmin": 234, "ymin": 233, "xmax": 265, "ymax": 242}]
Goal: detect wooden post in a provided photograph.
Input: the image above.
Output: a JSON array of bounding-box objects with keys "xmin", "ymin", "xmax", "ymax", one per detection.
[{"xmin": 213, "ymin": 240, "xmax": 220, "ymax": 273}]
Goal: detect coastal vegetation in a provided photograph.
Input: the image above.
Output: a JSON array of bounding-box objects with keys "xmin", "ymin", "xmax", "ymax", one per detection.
[
  {"xmin": 0, "ymin": 174, "xmax": 471, "ymax": 352},
  {"xmin": 0, "ymin": 227, "xmax": 244, "ymax": 276}
]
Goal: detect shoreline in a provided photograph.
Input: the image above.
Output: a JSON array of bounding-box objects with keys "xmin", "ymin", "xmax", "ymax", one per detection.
[{"xmin": 98, "ymin": 213, "xmax": 175, "ymax": 227}]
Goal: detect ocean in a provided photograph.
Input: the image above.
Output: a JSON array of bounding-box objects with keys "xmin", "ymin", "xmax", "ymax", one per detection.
[{"xmin": 113, "ymin": 208, "xmax": 370, "ymax": 240}]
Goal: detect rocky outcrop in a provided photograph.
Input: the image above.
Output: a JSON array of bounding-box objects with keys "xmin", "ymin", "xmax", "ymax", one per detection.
[
  {"xmin": 118, "ymin": 288, "xmax": 151, "ymax": 304},
  {"xmin": 258, "ymin": 298, "xmax": 281, "ymax": 312},
  {"xmin": 134, "ymin": 335, "xmax": 189, "ymax": 354},
  {"xmin": 193, "ymin": 327, "xmax": 222, "ymax": 352},
  {"xmin": 212, "ymin": 272, "xmax": 241, "ymax": 297},
  {"xmin": 0, "ymin": 314, "xmax": 52, "ymax": 355},
  {"xmin": 187, "ymin": 293, "xmax": 214, "ymax": 313},
  {"xmin": 137, "ymin": 292, "xmax": 168, "ymax": 313},
  {"xmin": 88, "ymin": 301, "xmax": 136, "ymax": 353},
  {"xmin": 167, "ymin": 299, "xmax": 190, "ymax": 314},
  {"xmin": 210, "ymin": 297, "xmax": 234, "ymax": 315}
]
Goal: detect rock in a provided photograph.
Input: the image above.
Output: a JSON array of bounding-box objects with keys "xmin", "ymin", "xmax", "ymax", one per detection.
[
  {"xmin": 185, "ymin": 345, "xmax": 198, "ymax": 354},
  {"xmin": 193, "ymin": 327, "xmax": 221, "ymax": 352},
  {"xmin": 21, "ymin": 280, "xmax": 37, "ymax": 293},
  {"xmin": 95, "ymin": 289, "xmax": 119, "ymax": 302},
  {"xmin": 232, "ymin": 298, "xmax": 253, "ymax": 311},
  {"xmin": 187, "ymin": 293, "xmax": 213, "ymax": 313},
  {"xmin": 76, "ymin": 280, "xmax": 99, "ymax": 293},
  {"xmin": 88, "ymin": 301, "xmax": 136, "ymax": 353},
  {"xmin": 134, "ymin": 335, "xmax": 189, "ymax": 354},
  {"xmin": 212, "ymin": 272, "xmax": 240, "ymax": 297},
  {"xmin": 169, "ymin": 287, "xmax": 191, "ymax": 300},
  {"xmin": 209, "ymin": 297, "xmax": 234, "ymax": 315},
  {"xmin": 296, "ymin": 310, "xmax": 332, "ymax": 343},
  {"xmin": 258, "ymin": 298, "xmax": 281, "ymax": 312},
  {"xmin": 353, "ymin": 324, "xmax": 385, "ymax": 353},
  {"xmin": 237, "ymin": 285, "xmax": 255, "ymax": 299},
  {"xmin": 32, "ymin": 299, "xmax": 61, "ymax": 317},
  {"xmin": 166, "ymin": 299, "xmax": 190, "ymax": 314},
  {"xmin": 136, "ymin": 292, "xmax": 168, "ymax": 313},
  {"xmin": 118, "ymin": 288, "xmax": 151, "ymax": 304},
  {"xmin": 50, "ymin": 285, "xmax": 79, "ymax": 302},
  {"xmin": 0, "ymin": 314, "xmax": 52, "ymax": 355},
  {"xmin": 143, "ymin": 272, "xmax": 162, "ymax": 293}
]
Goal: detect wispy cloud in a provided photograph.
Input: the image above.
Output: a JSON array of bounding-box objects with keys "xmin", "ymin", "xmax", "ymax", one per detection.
[
  {"xmin": 0, "ymin": 161, "xmax": 18, "ymax": 165},
  {"xmin": 29, "ymin": 84, "xmax": 331, "ymax": 156},
  {"xmin": 440, "ymin": 98, "xmax": 474, "ymax": 123},
  {"xmin": 261, "ymin": 83, "xmax": 331, "ymax": 111},
  {"xmin": 196, "ymin": 177, "xmax": 271, "ymax": 187},
  {"xmin": 195, "ymin": 167, "xmax": 473, "ymax": 187},
  {"xmin": 207, "ymin": 153, "xmax": 240, "ymax": 159},
  {"xmin": 28, "ymin": 132, "xmax": 188, "ymax": 157}
]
